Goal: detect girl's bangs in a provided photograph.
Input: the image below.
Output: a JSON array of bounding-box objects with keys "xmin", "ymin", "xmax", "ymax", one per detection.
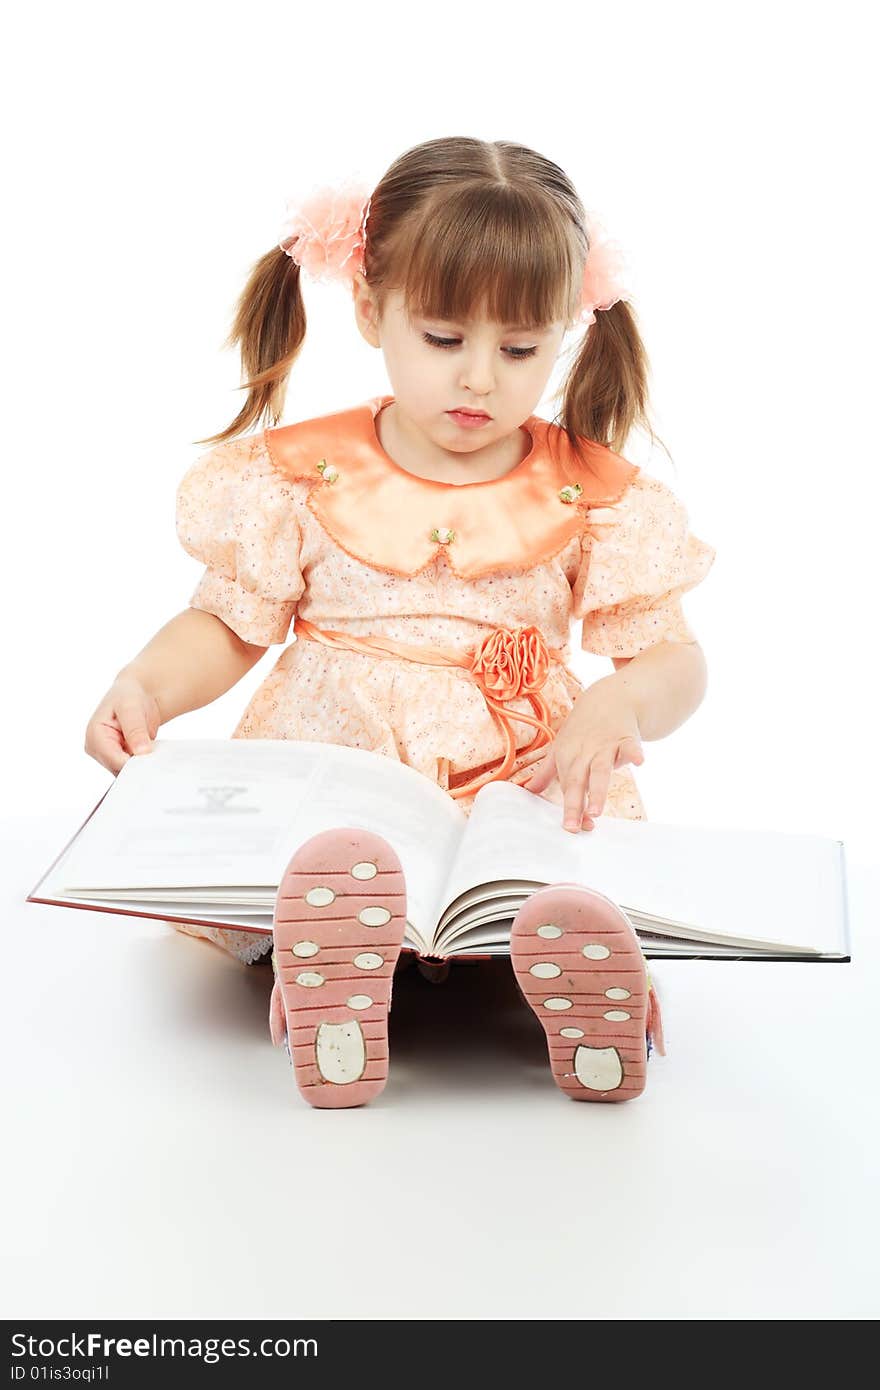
[{"xmin": 392, "ymin": 187, "xmax": 578, "ymax": 330}]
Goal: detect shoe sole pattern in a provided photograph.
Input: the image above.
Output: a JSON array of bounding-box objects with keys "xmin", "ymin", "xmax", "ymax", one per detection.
[
  {"xmin": 272, "ymin": 827, "xmax": 406, "ymax": 1109},
  {"xmin": 510, "ymin": 882, "xmax": 648, "ymax": 1102}
]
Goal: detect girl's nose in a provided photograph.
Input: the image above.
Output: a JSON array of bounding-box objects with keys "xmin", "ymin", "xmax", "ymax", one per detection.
[{"xmin": 458, "ymin": 353, "xmax": 495, "ymax": 396}]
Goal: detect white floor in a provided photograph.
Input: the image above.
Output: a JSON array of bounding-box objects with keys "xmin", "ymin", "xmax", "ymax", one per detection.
[{"xmin": 3, "ymin": 807, "xmax": 877, "ymax": 1320}]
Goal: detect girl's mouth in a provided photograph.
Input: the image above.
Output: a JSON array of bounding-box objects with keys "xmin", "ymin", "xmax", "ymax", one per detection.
[{"xmin": 448, "ymin": 410, "xmax": 492, "ymax": 428}]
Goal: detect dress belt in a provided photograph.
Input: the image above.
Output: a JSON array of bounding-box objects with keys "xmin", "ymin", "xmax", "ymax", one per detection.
[{"xmin": 292, "ymin": 616, "xmax": 566, "ymax": 800}]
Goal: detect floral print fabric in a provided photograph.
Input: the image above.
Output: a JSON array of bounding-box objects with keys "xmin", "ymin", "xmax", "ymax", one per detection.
[{"xmin": 173, "ymin": 424, "xmax": 715, "ymax": 962}]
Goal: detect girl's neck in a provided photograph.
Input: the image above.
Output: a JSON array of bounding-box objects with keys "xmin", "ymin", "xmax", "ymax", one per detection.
[{"xmin": 375, "ymin": 401, "xmax": 531, "ymax": 485}]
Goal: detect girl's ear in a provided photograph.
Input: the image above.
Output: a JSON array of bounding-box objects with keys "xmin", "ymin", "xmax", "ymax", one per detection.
[{"xmin": 352, "ymin": 272, "xmax": 382, "ymax": 348}]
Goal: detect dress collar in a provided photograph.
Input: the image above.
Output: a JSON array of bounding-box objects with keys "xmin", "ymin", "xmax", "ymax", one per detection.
[{"xmin": 263, "ymin": 395, "xmax": 640, "ymax": 579}]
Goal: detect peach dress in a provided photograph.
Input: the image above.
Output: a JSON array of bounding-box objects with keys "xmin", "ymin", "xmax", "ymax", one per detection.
[{"xmin": 173, "ymin": 395, "xmax": 716, "ymax": 963}]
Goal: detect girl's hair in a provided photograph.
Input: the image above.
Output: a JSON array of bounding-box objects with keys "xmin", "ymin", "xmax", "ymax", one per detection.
[{"xmin": 196, "ymin": 137, "xmax": 660, "ymax": 461}]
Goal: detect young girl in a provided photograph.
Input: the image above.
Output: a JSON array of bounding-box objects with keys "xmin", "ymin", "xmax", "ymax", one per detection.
[{"xmin": 85, "ymin": 137, "xmax": 715, "ymax": 1110}]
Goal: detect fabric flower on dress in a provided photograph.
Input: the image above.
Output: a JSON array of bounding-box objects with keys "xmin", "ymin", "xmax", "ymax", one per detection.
[
  {"xmin": 579, "ymin": 209, "xmax": 633, "ymax": 327},
  {"xmin": 278, "ymin": 177, "xmax": 372, "ymax": 284},
  {"xmin": 470, "ymin": 624, "xmax": 552, "ymax": 703}
]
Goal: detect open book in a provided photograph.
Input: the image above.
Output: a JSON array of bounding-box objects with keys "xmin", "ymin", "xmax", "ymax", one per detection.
[{"xmin": 28, "ymin": 739, "xmax": 851, "ymax": 961}]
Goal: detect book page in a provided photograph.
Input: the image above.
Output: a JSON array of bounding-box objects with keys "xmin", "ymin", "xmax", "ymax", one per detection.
[
  {"xmin": 436, "ymin": 780, "xmax": 847, "ymax": 954},
  {"xmin": 43, "ymin": 739, "xmax": 465, "ymax": 948}
]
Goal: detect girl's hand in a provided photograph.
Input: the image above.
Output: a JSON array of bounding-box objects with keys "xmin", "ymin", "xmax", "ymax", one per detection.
[
  {"xmin": 522, "ymin": 684, "xmax": 644, "ymax": 832},
  {"xmin": 84, "ymin": 675, "xmax": 162, "ymax": 776}
]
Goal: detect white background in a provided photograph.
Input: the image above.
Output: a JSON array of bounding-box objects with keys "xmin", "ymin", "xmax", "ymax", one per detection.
[
  {"xmin": 4, "ymin": 1, "xmax": 876, "ymax": 858},
  {"xmin": 3, "ymin": 0, "xmax": 878, "ymax": 1323},
  {"xmin": 6, "ymin": 2, "xmax": 877, "ymax": 859}
]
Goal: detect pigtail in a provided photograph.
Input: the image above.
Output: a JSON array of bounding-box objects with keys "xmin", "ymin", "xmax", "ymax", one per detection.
[
  {"xmin": 193, "ymin": 246, "xmax": 307, "ymax": 447},
  {"xmin": 558, "ymin": 299, "xmax": 657, "ymax": 459}
]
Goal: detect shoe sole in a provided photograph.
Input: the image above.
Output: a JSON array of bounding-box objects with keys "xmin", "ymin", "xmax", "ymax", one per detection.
[
  {"xmin": 510, "ymin": 882, "xmax": 648, "ymax": 1102},
  {"xmin": 272, "ymin": 827, "xmax": 406, "ymax": 1109}
]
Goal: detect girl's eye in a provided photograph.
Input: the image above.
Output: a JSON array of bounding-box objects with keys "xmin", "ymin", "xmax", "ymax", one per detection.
[{"xmin": 421, "ymin": 332, "xmax": 537, "ymax": 360}]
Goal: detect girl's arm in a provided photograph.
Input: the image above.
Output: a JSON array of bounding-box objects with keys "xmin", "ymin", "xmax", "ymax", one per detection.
[
  {"xmin": 121, "ymin": 608, "xmax": 268, "ymax": 722},
  {"xmin": 85, "ymin": 608, "xmax": 268, "ymax": 774},
  {"xmin": 600, "ymin": 640, "xmax": 708, "ymax": 741}
]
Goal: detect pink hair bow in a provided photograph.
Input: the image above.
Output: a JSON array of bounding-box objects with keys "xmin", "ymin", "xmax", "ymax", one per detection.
[
  {"xmin": 579, "ymin": 209, "xmax": 633, "ymax": 326},
  {"xmin": 278, "ymin": 177, "xmax": 372, "ymax": 284}
]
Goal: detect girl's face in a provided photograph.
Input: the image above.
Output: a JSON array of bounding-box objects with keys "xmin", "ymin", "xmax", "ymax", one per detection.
[{"xmin": 353, "ymin": 278, "xmax": 569, "ymax": 455}]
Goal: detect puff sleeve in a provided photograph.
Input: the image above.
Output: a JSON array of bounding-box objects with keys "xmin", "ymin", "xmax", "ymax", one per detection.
[
  {"xmin": 176, "ymin": 433, "xmax": 306, "ymax": 646},
  {"xmin": 572, "ymin": 473, "xmax": 716, "ymax": 657}
]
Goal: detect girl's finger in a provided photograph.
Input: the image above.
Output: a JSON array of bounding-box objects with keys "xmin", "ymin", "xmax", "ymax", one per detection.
[
  {"xmin": 117, "ymin": 700, "xmax": 154, "ymax": 755},
  {"xmin": 523, "ymin": 751, "xmax": 556, "ymax": 794},
  {"xmin": 561, "ymin": 763, "xmax": 590, "ymax": 831},
  {"xmin": 616, "ymin": 736, "xmax": 644, "ymax": 767},
  {"xmin": 105, "ymin": 748, "xmax": 131, "ymax": 775},
  {"xmin": 86, "ymin": 720, "xmax": 130, "ymax": 776},
  {"xmin": 586, "ymin": 752, "xmax": 615, "ymax": 816}
]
